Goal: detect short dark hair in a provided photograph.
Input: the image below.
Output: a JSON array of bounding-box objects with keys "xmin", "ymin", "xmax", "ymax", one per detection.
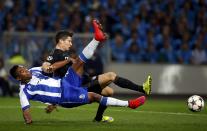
[
  {"xmin": 10, "ymin": 65, "xmax": 20, "ymax": 79},
  {"xmin": 55, "ymin": 30, "xmax": 73, "ymax": 44}
]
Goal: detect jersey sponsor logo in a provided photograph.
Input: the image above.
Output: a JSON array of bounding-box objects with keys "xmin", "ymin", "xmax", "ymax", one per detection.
[
  {"xmin": 47, "ymin": 56, "xmax": 53, "ymax": 61},
  {"xmin": 79, "ymin": 94, "xmax": 85, "ymax": 99}
]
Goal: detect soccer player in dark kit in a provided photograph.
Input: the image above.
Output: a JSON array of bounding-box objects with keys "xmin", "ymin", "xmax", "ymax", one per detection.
[{"xmin": 42, "ymin": 20, "xmax": 152, "ymax": 122}]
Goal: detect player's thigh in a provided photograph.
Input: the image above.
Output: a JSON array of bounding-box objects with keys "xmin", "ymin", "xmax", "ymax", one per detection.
[{"xmin": 63, "ymin": 67, "xmax": 82, "ymax": 86}]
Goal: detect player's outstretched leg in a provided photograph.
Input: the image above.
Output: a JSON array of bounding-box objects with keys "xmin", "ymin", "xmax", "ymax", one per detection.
[
  {"xmin": 73, "ymin": 19, "xmax": 107, "ymax": 75},
  {"xmin": 78, "ymin": 19, "xmax": 107, "ymax": 63},
  {"xmin": 97, "ymin": 72, "xmax": 152, "ymax": 95},
  {"xmin": 88, "ymin": 92, "xmax": 146, "ymax": 109},
  {"xmin": 100, "ymin": 95, "xmax": 145, "ymax": 109}
]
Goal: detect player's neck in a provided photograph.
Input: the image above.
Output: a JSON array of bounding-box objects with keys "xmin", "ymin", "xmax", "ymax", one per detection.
[
  {"xmin": 56, "ymin": 44, "xmax": 66, "ymax": 51},
  {"xmin": 21, "ymin": 79, "xmax": 31, "ymax": 84}
]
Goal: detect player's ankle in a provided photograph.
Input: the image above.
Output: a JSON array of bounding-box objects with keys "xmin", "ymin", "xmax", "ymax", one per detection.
[{"xmin": 93, "ymin": 117, "xmax": 102, "ymax": 122}]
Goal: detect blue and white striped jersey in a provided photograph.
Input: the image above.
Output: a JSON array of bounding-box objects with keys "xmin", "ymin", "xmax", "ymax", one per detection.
[{"xmin": 19, "ymin": 67, "xmax": 62, "ymax": 110}]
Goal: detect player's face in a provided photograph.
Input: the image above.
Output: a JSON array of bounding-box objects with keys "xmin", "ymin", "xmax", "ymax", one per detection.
[
  {"xmin": 16, "ymin": 66, "xmax": 32, "ymax": 81},
  {"xmin": 61, "ymin": 36, "xmax": 73, "ymax": 51}
]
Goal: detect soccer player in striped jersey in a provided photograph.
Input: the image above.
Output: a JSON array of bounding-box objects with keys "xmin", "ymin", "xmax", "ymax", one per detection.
[
  {"xmin": 42, "ymin": 20, "xmax": 151, "ymax": 122},
  {"xmin": 9, "ymin": 23, "xmax": 146, "ymax": 124}
]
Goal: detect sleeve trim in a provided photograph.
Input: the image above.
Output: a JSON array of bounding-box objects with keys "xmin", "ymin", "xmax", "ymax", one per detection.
[{"xmin": 22, "ymin": 105, "xmax": 30, "ymax": 111}]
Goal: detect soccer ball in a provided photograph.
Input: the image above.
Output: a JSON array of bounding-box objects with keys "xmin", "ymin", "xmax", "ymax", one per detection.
[{"xmin": 187, "ymin": 95, "xmax": 205, "ymax": 112}]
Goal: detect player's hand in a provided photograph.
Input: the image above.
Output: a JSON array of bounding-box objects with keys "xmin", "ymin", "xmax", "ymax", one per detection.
[
  {"xmin": 68, "ymin": 58, "xmax": 76, "ymax": 64},
  {"xmin": 46, "ymin": 66, "xmax": 53, "ymax": 73},
  {"xmin": 23, "ymin": 108, "xmax": 32, "ymax": 125},
  {"xmin": 25, "ymin": 120, "xmax": 33, "ymax": 125},
  {"xmin": 45, "ymin": 105, "xmax": 58, "ymax": 113},
  {"xmin": 42, "ymin": 62, "xmax": 53, "ymax": 73}
]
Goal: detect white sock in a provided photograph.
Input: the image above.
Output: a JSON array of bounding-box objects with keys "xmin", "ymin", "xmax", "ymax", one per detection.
[
  {"xmin": 79, "ymin": 38, "xmax": 99, "ymax": 62},
  {"xmin": 100, "ymin": 97, "xmax": 129, "ymax": 107}
]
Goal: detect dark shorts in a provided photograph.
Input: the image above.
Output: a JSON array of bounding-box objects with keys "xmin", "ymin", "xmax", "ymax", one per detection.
[{"xmin": 82, "ymin": 74, "xmax": 102, "ymax": 95}]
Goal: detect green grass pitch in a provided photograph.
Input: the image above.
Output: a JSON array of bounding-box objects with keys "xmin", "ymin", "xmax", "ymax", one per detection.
[{"xmin": 0, "ymin": 97, "xmax": 207, "ymax": 131}]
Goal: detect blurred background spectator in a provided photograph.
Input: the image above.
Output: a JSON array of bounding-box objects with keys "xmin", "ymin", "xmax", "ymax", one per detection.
[
  {"xmin": 110, "ymin": 33, "xmax": 127, "ymax": 62},
  {"xmin": 0, "ymin": 57, "xmax": 13, "ymax": 97}
]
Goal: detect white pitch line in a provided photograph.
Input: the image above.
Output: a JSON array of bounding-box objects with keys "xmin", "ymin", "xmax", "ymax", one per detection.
[{"xmin": 0, "ymin": 106, "xmax": 206, "ymax": 117}]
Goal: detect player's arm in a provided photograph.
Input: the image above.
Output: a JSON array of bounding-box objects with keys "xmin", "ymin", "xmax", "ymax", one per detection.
[
  {"xmin": 45, "ymin": 104, "xmax": 58, "ymax": 113},
  {"xmin": 51, "ymin": 58, "xmax": 76, "ymax": 70},
  {"xmin": 42, "ymin": 52, "xmax": 76, "ymax": 73},
  {"xmin": 20, "ymin": 88, "xmax": 32, "ymax": 124},
  {"xmin": 42, "ymin": 58, "xmax": 74, "ymax": 73},
  {"xmin": 23, "ymin": 108, "xmax": 32, "ymax": 124}
]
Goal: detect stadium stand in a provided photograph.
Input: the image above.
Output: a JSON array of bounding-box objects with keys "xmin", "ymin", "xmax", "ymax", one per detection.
[{"xmin": 0, "ymin": 0, "xmax": 206, "ymax": 65}]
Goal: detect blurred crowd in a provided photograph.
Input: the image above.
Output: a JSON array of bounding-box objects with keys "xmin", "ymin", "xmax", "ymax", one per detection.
[{"xmin": 0, "ymin": 0, "xmax": 207, "ymax": 65}]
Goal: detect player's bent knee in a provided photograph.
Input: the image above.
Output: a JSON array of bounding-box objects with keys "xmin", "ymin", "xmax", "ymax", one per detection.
[
  {"xmin": 107, "ymin": 72, "xmax": 117, "ymax": 81},
  {"xmin": 101, "ymin": 87, "xmax": 114, "ymax": 97}
]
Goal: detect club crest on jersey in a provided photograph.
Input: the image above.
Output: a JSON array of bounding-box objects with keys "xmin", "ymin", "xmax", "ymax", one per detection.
[
  {"xmin": 79, "ymin": 94, "xmax": 85, "ymax": 99},
  {"xmin": 47, "ymin": 56, "xmax": 53, "ymax": 61}
]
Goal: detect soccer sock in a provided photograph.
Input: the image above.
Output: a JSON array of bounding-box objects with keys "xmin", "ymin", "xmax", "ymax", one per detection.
[
  {"xmin": 114, "ymin": 76, "xmax": 145, "ymax": 93},
  {"xmin": 100, "ymin": 96, "xmax": 129, "ymax": 107},
  {"xmin": 79, "ymin": 38, "xmax": 99, "ymax": 62},
  {"xmin": 94, "ymin": 104, "xmax": 107, "ymax": 121}
]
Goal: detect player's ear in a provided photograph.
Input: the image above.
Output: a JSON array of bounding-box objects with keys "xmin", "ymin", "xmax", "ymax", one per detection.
[
  {"xmin": 59, "ymin": 39, "xmax": 64, "ymax": 44},
  {"xmin": 15, "ymin": 71, "xmax": 22, "ymax": 81}
]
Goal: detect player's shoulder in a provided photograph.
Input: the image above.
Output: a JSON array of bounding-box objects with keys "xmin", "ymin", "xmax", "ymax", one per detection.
[
  {"xmin": 19, "ymin": 84, "xmax": 26, "ymax": 95},
  {"xmin": 46, "ymin": 49, "xmax": 64, "ymax": 62},
  {"xmin": 51, "ymin": 49, "xmax": 64, "ymax": 55},
  {"xmin": 19, "ymin": 84, "xmax": 25, "ymax": 90}
]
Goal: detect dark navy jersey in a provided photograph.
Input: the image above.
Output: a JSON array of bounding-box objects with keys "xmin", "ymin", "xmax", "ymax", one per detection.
[
  {"xmin": 46, "ymin": 49, "xmax": 73, "ymax": 78},
  {"xmin": 46, "ymin": 49, "xmax": 93, "ymax": 87}
]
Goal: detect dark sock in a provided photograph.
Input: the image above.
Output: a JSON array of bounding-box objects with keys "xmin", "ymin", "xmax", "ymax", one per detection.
[
  {"xmin": 114, "ymin": 76, "xmax": 145, "ymax": 93},
  {"xmin": 94, "ymin": 104, "xmax": 107, "ymax": 121}
]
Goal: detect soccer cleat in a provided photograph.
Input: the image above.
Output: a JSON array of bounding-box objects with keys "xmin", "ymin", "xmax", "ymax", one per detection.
[
  {"xmin": 143, "ymin": 75, "xmax": 152, "ymax": 95},
  {"xmin": 93, "ymin": 116, "xmax": 114, "ymax": 123},
  {"xmin": 101, "ymin": 116, "xmax": 114, "ymax": 123},
  {"xmin": 93, "ymin": 19, "xmax": 107, "ymax": 42},
  {"xmin": 128, "ymin": 96, "xmax": 146, "ymax": 109}
]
